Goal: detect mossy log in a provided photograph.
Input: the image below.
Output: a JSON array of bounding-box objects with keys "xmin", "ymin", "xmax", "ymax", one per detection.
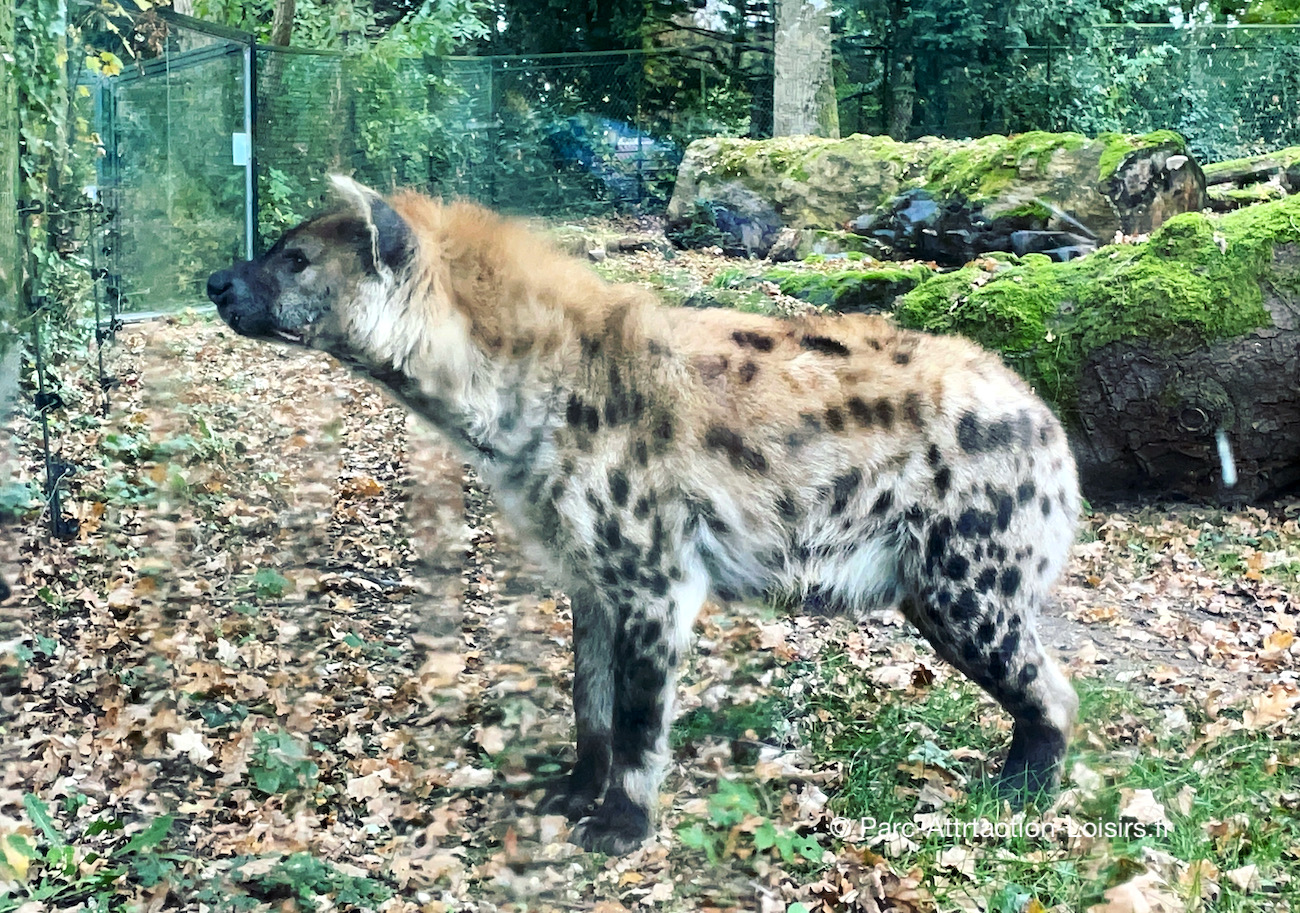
[
  {"xmin": 666, "ymin": 131, "xmax": 1206, "ymax": 262},
  {"xmin": 892, "ymin": 195, "xmax": 1300, "ymax": 501}
]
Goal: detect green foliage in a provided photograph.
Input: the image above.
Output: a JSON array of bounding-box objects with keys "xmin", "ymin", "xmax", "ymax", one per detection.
[
  {"xmin": 248, "ymin": 728, "xmax": 319, "ymax": 795},
  {"xmin": 230, "ymin": 853, "xmax": 392, "ymax": 911},
  {"xmin": 676, "ymin": 780, "xmax": 823, "ymax": 868},
  {"xmin": 0, "ymin": 794, "xmax": 175, "ymax": 910},
  {"xmin": 251, "ymin": 567, "xmax": 292, "ymax": 597}
]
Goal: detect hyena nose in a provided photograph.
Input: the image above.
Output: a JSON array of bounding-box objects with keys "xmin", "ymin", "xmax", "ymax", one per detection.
[{"xmin": 207, "ymin": 269, "xmax": 234, "ymax": 306}]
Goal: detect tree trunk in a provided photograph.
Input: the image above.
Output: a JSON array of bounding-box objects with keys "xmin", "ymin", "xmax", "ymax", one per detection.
[
  {"xmin": 772, "ymin": 0, "xmax": 838, "ymax": 138},
  {"xmin": 269, "ymin": 0, "xmax": 295, "ymax": 46}
]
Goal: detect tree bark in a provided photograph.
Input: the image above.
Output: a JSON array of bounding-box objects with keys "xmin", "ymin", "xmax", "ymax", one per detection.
[
  {"xmin": 772, "ymin": 0, "xmax": 838, "ymax": 138},
  {"xmin": 1074, "ymin": 257, "xmax": 1300, "ymax": 502},
  {"xmin": 269, "ymin": 0, "xmax": 295, "ymax": 46}
]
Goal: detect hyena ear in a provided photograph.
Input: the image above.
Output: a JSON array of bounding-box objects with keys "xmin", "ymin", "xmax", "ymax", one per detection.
[{"xmin": 328, "ymin": 174, "xmax": 412, "ymax": 275}]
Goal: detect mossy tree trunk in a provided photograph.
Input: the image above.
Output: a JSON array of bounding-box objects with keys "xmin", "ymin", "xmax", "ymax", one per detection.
[
  {"xmin": 772, "ymin": 0, "xmax": 839, "ymax": 139},
  {"xmin": 892, "ymin": 197, "xmax": 1300, "ymax": 502}
]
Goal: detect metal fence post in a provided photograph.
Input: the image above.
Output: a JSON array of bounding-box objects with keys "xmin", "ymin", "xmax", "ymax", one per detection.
[{"xmin": 244, "ymin": 40, "xmax": 258, "ymax": 259}]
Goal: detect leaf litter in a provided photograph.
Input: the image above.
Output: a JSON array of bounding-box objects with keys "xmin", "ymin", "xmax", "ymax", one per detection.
[{"xmin": 0, "ymin": 264, "xmax": 1297, "ymax": 912}]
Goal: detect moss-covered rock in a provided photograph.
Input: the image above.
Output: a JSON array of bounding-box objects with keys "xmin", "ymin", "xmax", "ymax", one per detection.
[
  {"xmin": 894, "ymin": 194, "xmax": 1300, "ymax": 422},
  {"xmin": 667, "ymin": 131, "xmax": 1205, "ymax": 258},
  {"xmin": 714, "ymin": 261, "xmax": 936, "ymax": 313}
]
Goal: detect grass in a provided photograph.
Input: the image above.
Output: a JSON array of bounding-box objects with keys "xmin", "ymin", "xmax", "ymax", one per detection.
[{"xmin": 796, "ymin": 648, "xmax": 1300, "ymax": 911}]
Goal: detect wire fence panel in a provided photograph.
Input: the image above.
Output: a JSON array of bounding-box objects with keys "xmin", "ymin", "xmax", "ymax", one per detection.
[
  {"xmin": 837, "ymin": 25, "xmax": 1300, "ymax": 162},
  {"xmin": 91, "ymin": 13, "xmax": 1300, "ymax": 315},
  {"xmin": 100, "ymin": 29, "xmax": 248, "ymax": 314}
]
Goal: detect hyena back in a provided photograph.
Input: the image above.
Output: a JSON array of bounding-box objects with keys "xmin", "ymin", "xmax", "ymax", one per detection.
[{"xmin": 209, "ymin": 177, "xmax": 1080, "ymax": 855}]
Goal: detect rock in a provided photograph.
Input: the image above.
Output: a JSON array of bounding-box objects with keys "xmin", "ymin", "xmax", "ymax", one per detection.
[
  {"xmin": 587, "ymin": 247, "xmax": 607, "ymax": 262},
  {"xmin": 664, "ymin": 182, "xmax": 784, "ymax": 257},
  {"xmin": 667, "ymin": 131, "xmax": 1206, "ymax": 263}
]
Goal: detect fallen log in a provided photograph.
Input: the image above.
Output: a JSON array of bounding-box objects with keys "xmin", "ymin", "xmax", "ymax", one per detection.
[{"xmin": 889, "ymin": 196, "xmax": 1300, "ymax": 501}]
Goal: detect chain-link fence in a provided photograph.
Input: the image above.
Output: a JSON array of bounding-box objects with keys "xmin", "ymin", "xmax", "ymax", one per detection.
[
  {"xmin": 91, "ymin": 12, "xmax": 1300, "ymax": 313},
  {"xmin": 838, "ymin": 24, "xmax": 1300, "ymax": 162}
]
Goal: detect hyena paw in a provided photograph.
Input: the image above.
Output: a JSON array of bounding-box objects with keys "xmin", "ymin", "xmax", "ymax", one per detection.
[
  {"xmin": 568, "ymin": 788, "xmax": 652, "ymax": 855},
  {"xmin": 536, "ymin": 777, "xmax": 600, "ymax": 821},
  {"xmin": 994, "ymin": 720, "xmax": 1068, "ymax": 806}
]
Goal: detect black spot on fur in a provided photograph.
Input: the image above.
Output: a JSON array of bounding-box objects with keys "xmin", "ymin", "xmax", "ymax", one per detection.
[
  {"xmin": 609, "ymin": 469, "xmax": 630, "ymax": 507},
  {"xmin": 999, "ymin": 628, "xmax": 1021, "ymax": 661},
  {"xmin": 1000, "ymin": 567, "xmax": 1022, "ymax": 597},
  {"xmin": 739, "ymin": 360, "xmax": 759, "ymax": 383},
  {"xmin": 934, "ymin": 466, "xmax": 951, "ymax": 498},
  {"xmin": 1018, "ymin": 663, "xmax": 1038, "ymax": 686},
  {"xmin": 875, "ymin": 399, "xmax": 895, "ymax": 430},
  {"xmin": 995, "ymin": 492, "xmax": 1015, "ymax": 531},
  {"xmin": 870, "ymin": 489, "xmax": 893, "ymax": 516},
  {"xmin": 954, "ymin": 589, "xmax": 980, "ymax": 620},
  {"xmin": 1017, "ymin": 481, "xmax": 1036, "ymax": 504},
  {"xmin": 602, "ymin": 518, "xmax": 622, "ymax": 551},
  {"xmin": 986, "ymin": 420, "xmax": 1013, "ymax": 450},
  {"xmin": 944, "ymin": 554, "xmax": 969, "ymax": 580},
  {"xmin": 957, "ymin": 412, "xmax": 981, "ymax": 452},
  {"xmin": 566, "ymin": 394, "xmax": 583, "ymax": 427},
  {"xmin": 903, "ymin": 392, "xmax": 923, "ymax": 427},
  {"xmin": 925, "ymin": 518, "xmax": 953, "ymax": 570},
  {"xmin": 825, "ymin": 407, "xmax": 845, "ymax": 432},
  {"xmin": 732, "ymin": 330, "xmax": 775, "ymax": 352},
  {"xmin": 704, "ymin": 426, "xmax": 768, "ymax": 473},
  {"xmin": 975, "ymin": 567, "xmax": 998, "ymax": 593},
  {"xmin": 1041, "ymin": 496, "xmax": 1052, "ymax": 517},
  {"xmin": 633, "ymin": 496, "xmax": 650, "ymax": 520},
  {"xmin": 848, "ymin": 397, "xmax": 873, "ymax": 426},
  {"xmin": 957, "ymin": 509, "xmax": 994, "ymax": 539},
  {"xmin": 830, "ymin": 469, "xmax": 863, "ymax": 515},
  {"xmin": 801, "ymin": 334, "xmax": 850, "ymax": 357},
  {"xmin": 634, "ymin": 439, "xmax": 649, "ymax": 466},
  {"xmin": 977, "ymin": 620, "xmax": 997, "ymax": 645},
  {"xmin": 926, "ymin": 444, "xmax": 942, "ymax": 467},
  {"xmin": 653, "ymin": 415, "xmax": 674, "ymax": 445},
  {"xmin": 776, "ymin": 492, "xmax": 798, "ymax": 522}
]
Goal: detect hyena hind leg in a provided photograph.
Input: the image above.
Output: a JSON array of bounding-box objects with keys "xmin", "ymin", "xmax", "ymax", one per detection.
[{"xmin": 901, "ymin": 582, "xmax": 1078, "ymax": 803}]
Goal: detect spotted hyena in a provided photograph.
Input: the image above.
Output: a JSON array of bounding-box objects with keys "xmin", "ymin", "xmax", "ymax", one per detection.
[{"xmin": 207, "ymin": 176, "xmax": 1081, "ymax": 855}]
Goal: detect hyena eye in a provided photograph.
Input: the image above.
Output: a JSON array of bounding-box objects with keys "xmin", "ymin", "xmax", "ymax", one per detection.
[{"xmin": 285, "ymin": 249, "xmax": 309, "ymax": 273}]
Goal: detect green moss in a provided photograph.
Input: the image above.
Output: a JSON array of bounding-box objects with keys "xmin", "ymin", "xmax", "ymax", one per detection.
[
  {"xmin": 896, "ymin": 195, "xmax": 1299, "ymax": 420},
  {"xmin": 714, "ymin": 263, "xmax": 935, "ymax": 313},
  {"xmin": 1202, "ymin": 146, "xmax": 1300, "ymax": 182},
  {"xmin": 1096, "ymin": 130, "xmax": 1187, "ymax": 181},
  {"xmin": 923, "ymin": 131, "xmax": 1090, "ymax": 203}
]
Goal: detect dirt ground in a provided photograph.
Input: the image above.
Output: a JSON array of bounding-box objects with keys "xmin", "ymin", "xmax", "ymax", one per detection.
[{"xmin": 1, "ymin": 310, "xmax": 1297, "ymax": 912}]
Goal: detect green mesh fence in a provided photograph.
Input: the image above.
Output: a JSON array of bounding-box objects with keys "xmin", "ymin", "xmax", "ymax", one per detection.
[
  {"xmin": 94, "ymin": 12, "xmax": 1300, "ymax": 313},
  {"xmin": 837, "ymin": 25, "xmax": 1300, "ymax": 162}
]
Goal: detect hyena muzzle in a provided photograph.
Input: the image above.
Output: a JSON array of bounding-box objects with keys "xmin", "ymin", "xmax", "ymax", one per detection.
[{"xmin": 208, "ymin": 176, "xmax": 1080, "ymax": 855}]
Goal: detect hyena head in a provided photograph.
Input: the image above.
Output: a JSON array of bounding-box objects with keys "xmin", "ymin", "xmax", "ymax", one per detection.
[{"xmin": 207, "ymin": 176, "xmax": 412, "ymax": 355}]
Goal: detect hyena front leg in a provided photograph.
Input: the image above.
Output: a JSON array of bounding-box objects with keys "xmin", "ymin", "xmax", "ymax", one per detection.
[
  {"xmin": 538, "ymin": 586, "xmax": 614, "ymax": 820},
  {"xmin": 570, "ymin": 568, "xmax": 706, "ymax": 855}
]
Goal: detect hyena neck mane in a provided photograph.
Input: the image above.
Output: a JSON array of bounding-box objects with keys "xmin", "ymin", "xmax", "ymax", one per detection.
[{"xmin": 350, "ymin": 192, "xmax": 668, "ymax": 475}]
